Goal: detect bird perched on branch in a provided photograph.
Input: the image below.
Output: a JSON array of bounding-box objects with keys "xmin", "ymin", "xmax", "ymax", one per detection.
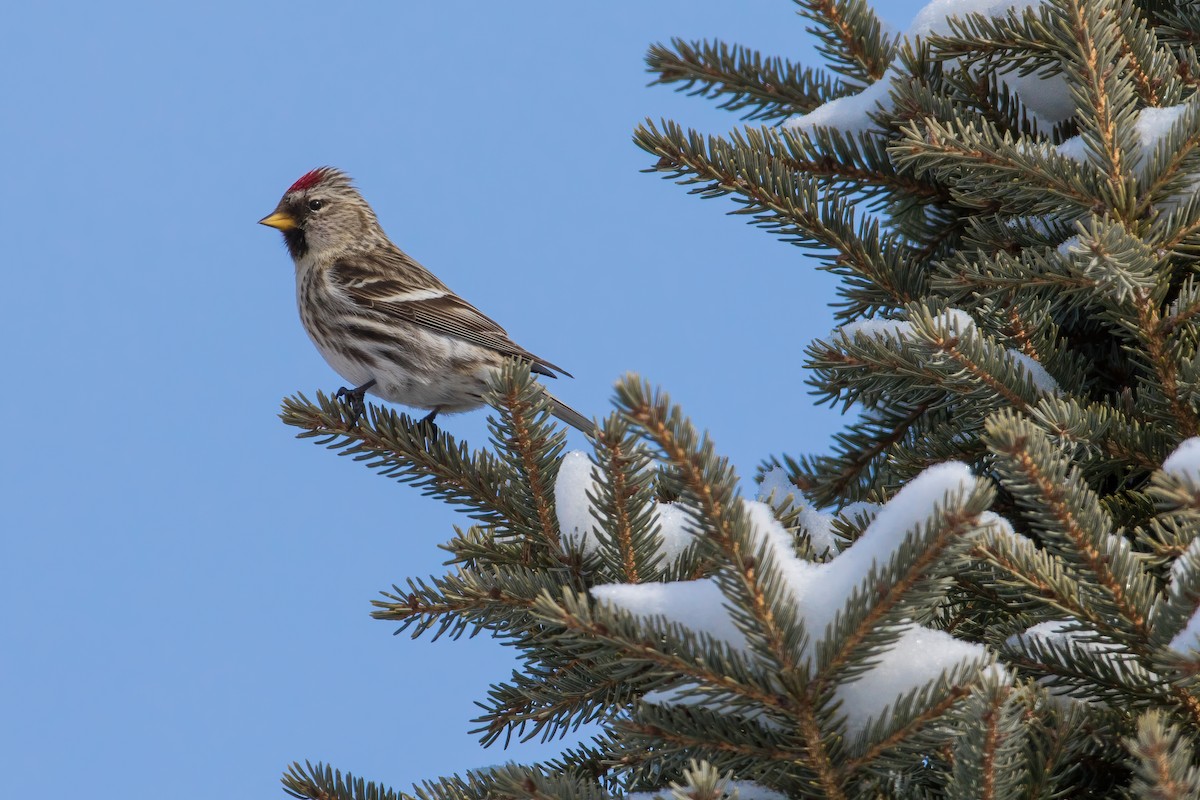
[{"xmin": 260, "ymin": 167, "xmax": 592, "ymax": 433}]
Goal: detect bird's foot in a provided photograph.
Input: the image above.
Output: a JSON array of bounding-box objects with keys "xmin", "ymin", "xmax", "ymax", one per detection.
[
  {"xmin": 415, "ymin": 408, "xmax": 440, "ymax": 439},
  {"xmin": 335, "ymin": 379, "xmax": 376, "ymax": 426}
]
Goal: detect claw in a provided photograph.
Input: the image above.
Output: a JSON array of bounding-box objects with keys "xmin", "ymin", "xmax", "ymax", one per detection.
[
  {"xmin": 416, "ymin": 408, "xmax": 440, "ymax": 438},
  {"xmin": 335, "ymin": 379, "xmax": 376, "ymax": 426}
]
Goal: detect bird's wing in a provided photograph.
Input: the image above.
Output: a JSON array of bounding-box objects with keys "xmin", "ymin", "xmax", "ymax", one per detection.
[{"xmin": 329, "ymin": 254, "xmax": 571, "ymax": 378}]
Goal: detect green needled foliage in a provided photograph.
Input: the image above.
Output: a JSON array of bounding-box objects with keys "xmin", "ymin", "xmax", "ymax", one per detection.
[{"xmin": 279, "ymin": 1, "xmax": 1200, "ymax": 797}]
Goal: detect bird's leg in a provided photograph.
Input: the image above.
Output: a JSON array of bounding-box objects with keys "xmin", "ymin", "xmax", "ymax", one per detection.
[
  {"xmin": 416, "ymin": 408, "xmax": 440, "ymax": 437},
  {"xmin": 335, "ymin": 379, "xmax": 376, "ymax": 425}
]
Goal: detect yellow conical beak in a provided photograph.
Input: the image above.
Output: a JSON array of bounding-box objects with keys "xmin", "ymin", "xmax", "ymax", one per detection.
[{"xmin": 259, "ymin": 210, "xmax": 299, "ymax": 231}]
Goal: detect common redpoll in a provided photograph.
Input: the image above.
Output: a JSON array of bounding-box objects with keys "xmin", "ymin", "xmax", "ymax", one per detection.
[{"xmin": 260, "ymin": 167, "xmax": 592, "ymax": 433}]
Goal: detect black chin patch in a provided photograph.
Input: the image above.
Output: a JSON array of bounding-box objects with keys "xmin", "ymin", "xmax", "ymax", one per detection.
[{"xmin": 283, "ymin": 228, "xmax": 308, "ymax": 260}]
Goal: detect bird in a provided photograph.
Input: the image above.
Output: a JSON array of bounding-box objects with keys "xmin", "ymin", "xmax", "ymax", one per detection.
[{"xmin": 259, "ymin": 167, "xmax": 592, "ymax": 433}]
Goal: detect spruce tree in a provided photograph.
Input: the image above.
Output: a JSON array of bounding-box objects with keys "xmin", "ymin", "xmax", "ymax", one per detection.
[{"xmin": 278, "ymin": 1, "xmax": 1200, "ymax": 797}]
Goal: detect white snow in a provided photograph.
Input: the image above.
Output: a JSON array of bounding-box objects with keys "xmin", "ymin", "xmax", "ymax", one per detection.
[
  {"xmin": 592, "ymin": 462, "xmax": 998, "ymax": 737},
  {"xmin": 840, "ymin": 501, "xmax": 882, "ymax": 522},
  {"xmin": 838, "ymin": 317, "xmax": 913, "ymax": 339},
  {"xmin": 1168, "ymin": 608, "xmax": 1200, "ymax": 656},
  {"xmin": 837, "ymin": 308, "xmax": 1059, "ymax": 393},
  {"xmin": 627, "ymin": 782, "xmax": 787, "ymax": 800},
  {"xmin": 788, "ymin": 0, "xmax": 1073, "ymax": 134},
  {"xmin": 555, "ymin": 451, "xmax": 603, "ymax": 554},
  {"xmin": 796, "ymin": 505, "xmax": 839, "ymax": 555},
  {"xmin": 839, "ymin": 308, "xmax": 975, "ymax": 341},
  {"xmin": 1006, "ymin": 349, "xmax": 1059, "ymax": 393},
  {"xmin": 758, "ymin": 466, "xmax": 840, "ymax": 554},
  {"xmin": 1054, "ymin": 136, "xmax": 1090, "ymax": 164},
  {"xmin": 1169, "ymin": 536, "xmax": 1200, "ymax": 587},
  {"xmin": 758, "ymin": 465, "xmax": 799, "ymax": 508},
  {"xmin": 1163, "ymin": 437, "xmax": 1200, "ymax": 481},
  {"xmin": 978, "ymin": 510, "xmax": 1015, "ymax": 539},
  {"xmin": 789, "ymin": 77, "xmax": 893, "ymax": 134},
  {"xmin": 1057, "ymin": 104, "xmax": 1190, "ymax": 178},
  {"xmin": 1136, "ymin": 105, "xmax": 1188, "ymax": 150},
  {"xmin": 1008, "ymin": 620, "xmax": 1158, "ymax": 701},
  {"xmin": 1056, "ymin": 234, "xmax": 1081, "ymax": 256},
  {"xmin": 656, "ymin": 502, "xmax": 698, "ymax": 562},
  {"xmin": 591, "ymin": 579, "xmax": 745, "ymax": 648},
  {"xmin": 1167, "ymin": 537, "xmax": 1200, "ymax": 656},
  {"xmin": 907, "ymin": 0, "xmax": 1042, "ymax": 38},
  {"xmin": 999, "ymin": 62, "xmax": 1075, "ymax": 127},
  {"xmin": 555, "ymin": 450, "xmax": 697, "ymax": 562},
  {"xmin": 835, "ymin": 628, "xmax": 1008, "ymax": 727}
]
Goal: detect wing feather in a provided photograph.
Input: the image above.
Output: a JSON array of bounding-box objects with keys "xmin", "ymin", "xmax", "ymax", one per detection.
[{"xmin": 329, "ymin": 254, "xmax": 571, "ymax": 378}]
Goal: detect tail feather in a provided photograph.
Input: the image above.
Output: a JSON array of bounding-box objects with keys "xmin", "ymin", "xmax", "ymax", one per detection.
[{"xmin": 546, "ymin": 392, "xmax": 595, "ymax": 435}]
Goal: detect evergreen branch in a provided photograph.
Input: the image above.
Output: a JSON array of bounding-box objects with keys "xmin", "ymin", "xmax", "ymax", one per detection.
[
  {"xmin": 1160, "ymin": 278, "xmax": 1200, "ymax": 336},
  {"xmin": 1145, "ymin": 470, "xmax": 1200, "ymax": 655},
  {"xmin": 283, "ymin": 761, "xmax": 398, "ymax": 800},
  {"xmin": 535, "ymin": 589, "xmax": 792, "ymax": 716},
  {"xmin": 590, "ymin": 417, "xmax": 659, "ymax": 583},
  {"xmin": 785, "ymin": 401, "xmax": 931, "ymax": 506},
  {"xmin": 1003, "ymin": 630, "xmax": 1162, "ymax": 706},
  {"xmin": 635, "ymin": 761, "xmax": 772, "ymax": 800},
  {"xmin": 279, "ymin": 392, "xmax": 522, "ymax": 528},
  {"xmin": 1131, "ymin": 291, "xmax": 1200, "ymax": 436},
  {"xmin": 1182, "ymin": 44, "xmax": 1200, "ymax": 87},
  {"xmin": 778, "ymin": 125, "xmax": 953, "ymax": 203},
  {"xmin": 887, "ymin": 426, "xmax": 992, "ymax": 499},
  {"xmin": 1154, "ymin": 192, "xmax": 1200, "ymax": 258},
  {"xmin": 951, "ymin": 65, "xmax": 1044, "ymax": 141},
  {"xmin": 1065, "ymin": 215, "xmax": 1198, "ymax": 434},
  {"xmin": 1053, "ymin": 0, "xmax": 1141, "ymax": 220},
  {"xmin": 932, "ymin": 246, "xmax": 1096, "ymax": 305},
  {"xmin": 919, "ymin": 318, "xmax": 1037, "ymax": 413},
  {"xmin": 532, "ymin": 738, "xmax": 630, "ymax": 795},
  {"xmin": 814, "ymin": 484, "xmax": 992, "ymax": 691},
  {"xmin": 646, "ymin": 38, "xmax": 841, "ymax": 119},
  {"xmin": 903, "ymin": 209, "xmax": 974, "ymax": 267},
  {"xmin": 931, "ymin": 0, "xmax": 1179, "ymax": 109},
  {"xmin": 983, "ymin": 413, "xmax": 1156, "ymax": 641},
  {"xmin": 370, "ymin": 566, "xmax": 546, "ymax": 637},
  {"xmin": 599, "ymin": 392, "xmax": 851, "ymax": 793},
  {"xmin": 1004, "ymin": 304, "xmax": 1043, "ymax": 361},
  {"xmin": 793, "ymin": 706, "xmax": 848, "ymax": 800},
  {"xmin": 891, "ymin": 35, "xmax": 1057, "ymax": 143},
  {"xmin": 1125, "ymin": 711, "xmax": 1200, "ymax": 800},
  {"xmin": 438, "ymin": 523, "xmax": 547, "ymax": 570},
  {"xmin": 972, "ymin": 530, "xmax": 1107, "ymax": 629},
  {"xmin": 612, "ymin": 377, "xmax": 743, "ymax": 557},
  {"xmin": 794, "ymin": 0, "xmax": 896, "ymax": 85},
  {"xmin": 845, "ymin": 681, "xmax": 973, "ymax": 771},
  {"xmin": 614, "ymin": 377, "xmax": 810, "ymax": 677},
  {"xmin": 929, "ymin": 3, "xmax": 1061, "ymax": 72},
  {"xmin": 1113, "ymin": 6, "xmax": 1179, "ymax": 107},
  {"xmin": 472, "ymin": 661, "xmax": 634, "ymax": 747},
  {"xmin": 404, "ymin": 764, "xmax": 614, "ymax": 800},
  {"xmin": 634, "ymin": 119, "xmax": 920, "ymax": 310},
  {"xmin": 892, "ymin": 115, "xmax": 1103, "ymax": 215},
  {"xmin": 1158, "ymin": 5, "xmax": 1200, "ymax": 46},
  {"xmin": 485, "ymin": 363, "xmax": 569, "ymax": 558},
  {"xmin": 615, "ymin": 711, "xmax": 809, "ymax": 782},
  {"xmin": 809, "ymin": 307, "xmax": 1051, "ymax": 421},
  {"xmin": 1018, "ymin": 700, "xmax": 1104, "ymax": 800},
  {"xmin": 944, "ymin": 682, "xmax": 1026, "ymax": 800},
  {"xmin": 1026, "ymin": 396, "xmax": 1168, "ymax": 476}
]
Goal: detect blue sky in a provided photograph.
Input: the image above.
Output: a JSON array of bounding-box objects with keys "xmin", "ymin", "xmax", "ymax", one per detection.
[{"xmin": 2, "ymin": 1, "xmax": 924, "ymax": 796}]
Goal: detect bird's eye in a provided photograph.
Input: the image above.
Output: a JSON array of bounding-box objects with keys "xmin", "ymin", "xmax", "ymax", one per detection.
[{"xmin": 307, "ymin": 199, "xmax": 325, "ymax": 211}]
